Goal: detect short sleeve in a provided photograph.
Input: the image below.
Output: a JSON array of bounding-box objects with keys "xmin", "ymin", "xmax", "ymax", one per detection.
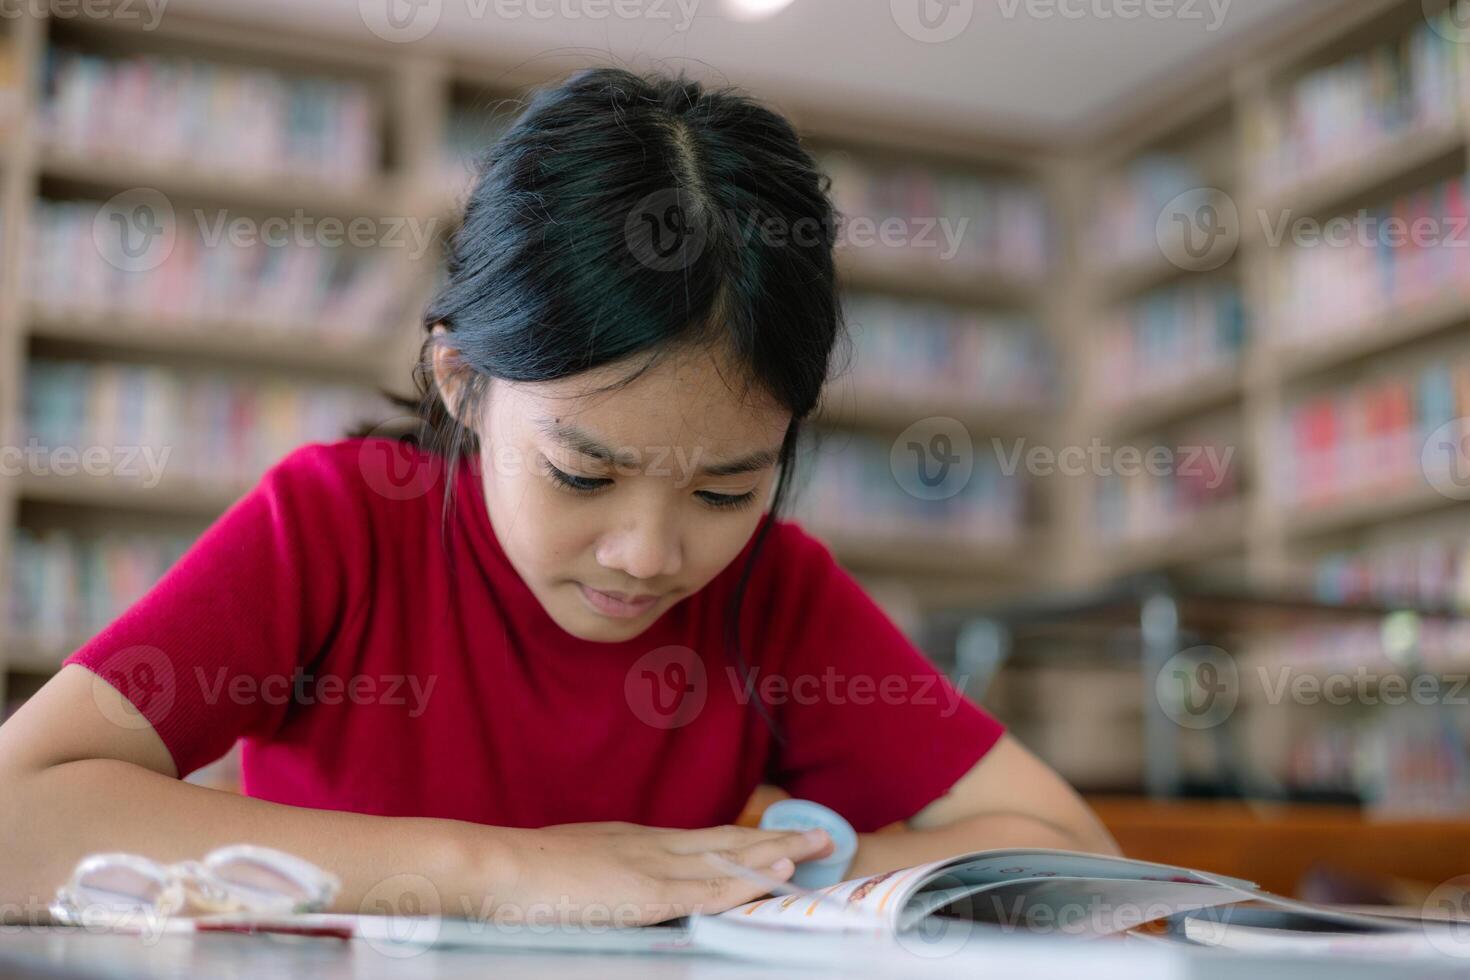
[
  {"xmin": 759, "ymin": 523, "xmax": 1005, "ymax": 833},
  {"xmin": 61, "ymin": 443, "xmax": 367, "ymax": 779}
]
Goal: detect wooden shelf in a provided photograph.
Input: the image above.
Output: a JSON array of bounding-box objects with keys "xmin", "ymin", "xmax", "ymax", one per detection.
[
  {"xmin": 18, "ymin": 473, "xmax": 246, "ymax": 517},
  {"xmin": 816, "ymin": 388, "xmax": 1044, "ymax": 436},
  {"xmin": 39, "ymin": 145, "xmax": 398, "ymax": 218},
  {"xmin": 28, "ymin": 306, "xmax": 391, "ymax": 380},
  {"xmin": 835, "ymin": 248, "xmax": 1038, "ymax": 309},
  {"xmin": 3, "ymin": 637, "xmax": 72, "ymax": 675},
  {"xmin": 1094, "ymin": 361, "xmax": 1244, "ymax": 436},
  {"xmin": 1269, "ymin": 288, "xmax": 1470, "ymax": 383},
  {"xmin": 1100, "ymin": 497, "xmax": 1248, "ymax": 575},
  {"xmin": 813, "ymin": 525, "xmax": 1031, "ymax": 577},
  {"xmin": 1246, "ymin": 120, "xmax": 1468, "ymax": 222},
  {"xmin": 1085, "ymin": 251, "xmax": 1200, "ymax": 305},
  {"xmin": 1088, "ymin": 795, "xmax": 1470, "ymax": 899},
  {"xmin": 1282, "ymin": 480, "xmax": 1466, "ymax": 539}
]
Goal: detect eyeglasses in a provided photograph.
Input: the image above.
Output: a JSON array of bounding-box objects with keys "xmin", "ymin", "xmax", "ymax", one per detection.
[{"xmin": 51, "ymin": 844, "xmax": 341, "ymax": 929}]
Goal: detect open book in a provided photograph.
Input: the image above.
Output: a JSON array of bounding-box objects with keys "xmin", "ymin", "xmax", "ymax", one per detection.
[{"xmin": 687, "ymin": 848, "xmax": 1468, "ymax": 965}]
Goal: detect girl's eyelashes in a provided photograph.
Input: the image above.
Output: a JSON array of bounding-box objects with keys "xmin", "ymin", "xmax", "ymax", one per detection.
[
  {"xmin": 545, "ymin": 461, "xmax": 758, "ymax": 511},
  {"xmin": 545, "ymin": 463, "xmax": 612, "ymax": 495},
  {"xmin": 696, "ymin": 489, "xmax": 758, "ymax": 510}
]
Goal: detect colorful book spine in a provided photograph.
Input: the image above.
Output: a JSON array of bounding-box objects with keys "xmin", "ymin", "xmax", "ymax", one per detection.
[
  {"xmin": 1312, "ymin": 536, "xmax": 1470, "ymax": 611},
  {"xmin": 1273, "ymin": 354, "xmax": 1470, "ymax": 508},
  {"xmin": 1266, "ymin": 172, "xmax": 1470, "ymax": 345},
  {"xmin": 23, "ymin": 359, "xmax": 385, "ymax": 490},
  {"xmin": 793, "ymin": 432, "xmax": 1025, "ymax": 545},
  {"xmin": 1246, "ymin": 15, "xmax": 1465, "ymax": 194},
  {"xmin": 817, "ymin": 149, "xmax": 1050, "ymax": 281},
  {"xmin": 1092, "ymin": 281, "xmax": 1245, "ymax": 406},
  {"xmin": 843, "ymin": 293, "xmax": 1052, "ymax": 411},
  {"xmin": 1092, "ymin": 425, "xmax": 1241, "ymax": 542},
  {"xmin": 7, "ymin": 529, "xmax": 194, "ymax": 655},
  {"xmin": 1088, "ymin": 154, "xmax": 1212, "ymax": 268},
  {"xmin": 27, "ymin": 198, "xmax": 408, "ymax": 338},
  {"xmin": 42, "ymin": 46, "xmax": 380, "ymax": 184}
]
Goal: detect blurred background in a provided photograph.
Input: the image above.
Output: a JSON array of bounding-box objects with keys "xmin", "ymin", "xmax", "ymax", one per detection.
[{"xmin": 3, "ymin": 0, "xmax": 1470, "ymax": 900}]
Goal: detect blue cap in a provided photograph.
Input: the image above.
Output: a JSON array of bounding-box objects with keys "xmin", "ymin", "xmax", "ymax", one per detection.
[{"xmin": 758, "ymin": 799, "xmax": 858, "ymax": 889}]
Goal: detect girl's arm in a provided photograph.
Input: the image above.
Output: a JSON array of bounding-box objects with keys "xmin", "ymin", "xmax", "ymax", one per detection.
[
  {"xmin": 844, "ymin": 734, "xmax": 1122, "ymax": 877},
  {"xmin": 0, "ymin": 665, "xmax": 831, "ymax": 925}
]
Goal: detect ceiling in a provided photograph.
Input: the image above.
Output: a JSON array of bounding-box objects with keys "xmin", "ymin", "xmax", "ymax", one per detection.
[{"xmin": 176, "ymin": 0, "xmax": 1327, "ymax": 140}]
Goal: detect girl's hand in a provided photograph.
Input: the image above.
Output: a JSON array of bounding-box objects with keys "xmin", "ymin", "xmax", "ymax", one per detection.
[{"xmin": 495, "ymin": 821, "xmax": 835, "ymax": 925}]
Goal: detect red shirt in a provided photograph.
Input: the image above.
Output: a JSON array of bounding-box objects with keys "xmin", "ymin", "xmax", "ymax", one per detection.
[{"xmin": 64, "ymin": 439, "xmax": 1005, "ymax": 833}]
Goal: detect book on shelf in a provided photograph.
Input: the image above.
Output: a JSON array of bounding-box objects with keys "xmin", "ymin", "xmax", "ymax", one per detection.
[
  {"xmin": 843, "ymin": 292, "xmax": 1053, "ymax": 413},
  {"xmin": 815, "ymin": 147, "xmax": 1050, "ymax": 282},
  {"xmin": 27, "ymin": 198, "xmax": 410, "ymax": 341},
  {"xmin": 1089, "ymin": 154, "xmax": 1218, "ymax": 270},
  {"xmin": 41, "ymin": 44, "xmax": 380, "ymax": 184},
  {"xmin": 1312, "ymin": 535, "xmax": 1470, "ymax": 611},
  {"xmin": 23, "ymin": 359, "xmax": 386, "ymax": 491},
  {"xmin": 1266, "ymin": 171, "xmax": 1470, "ymax": 350},
  {"xmin": 1093, "ymin": 424, "xmax": 1242, "ymax": 544},
  {"xmin": 1245, "ymin": 11, "xmax": 1466, "ymax": 196},
  {"xmin": 8, "ymin": 529, "xmax": 194, "ymax": 661},
  {"xmin": 1093, "ymin": 281, "xmax": 1245, "ymax": 408},
  {"xmin": 795, "ymin": 431, "xmax": 1027, "ymax": 547},
  {"xmin": 1276, "ymin": 355, "xmax": 1466, "ymax": 510}
]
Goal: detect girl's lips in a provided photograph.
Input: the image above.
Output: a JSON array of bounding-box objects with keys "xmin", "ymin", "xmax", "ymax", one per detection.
[{"xmin": 578, "ymin": 583, "xmax": 661, "ymax": 619}]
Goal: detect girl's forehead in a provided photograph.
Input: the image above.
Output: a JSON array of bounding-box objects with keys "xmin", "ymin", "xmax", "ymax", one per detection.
[
  {"xmin": 499, "ymin": 358, "xmax": 787, "ymax": 458},
  {"xmin": 508, "ymin": 346, "xmax": 788, "ymax": 439}
]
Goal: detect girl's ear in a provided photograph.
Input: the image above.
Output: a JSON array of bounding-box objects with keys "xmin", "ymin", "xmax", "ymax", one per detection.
[{"xmin": 429, "ymin": 323, "xmax": 471, "ymax": 425}]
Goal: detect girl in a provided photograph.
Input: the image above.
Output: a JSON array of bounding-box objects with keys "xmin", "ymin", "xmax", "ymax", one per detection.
[{"xmin": 0, "ymin": 67, "xmax": 1117, "ymax": 925}]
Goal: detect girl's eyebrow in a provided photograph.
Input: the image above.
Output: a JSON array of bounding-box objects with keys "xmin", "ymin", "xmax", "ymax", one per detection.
[{"xmin": 535, "ymin": 418, "xmax": 779, "ymax": 477}]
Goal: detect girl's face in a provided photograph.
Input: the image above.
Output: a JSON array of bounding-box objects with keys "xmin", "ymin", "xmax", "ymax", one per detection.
[{"xmin": 447, "ymin": 341, "xmax": 793, "ymax": 643}]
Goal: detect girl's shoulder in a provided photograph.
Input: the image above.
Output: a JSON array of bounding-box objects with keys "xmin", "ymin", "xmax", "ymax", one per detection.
[{"xmin": 261, "ymin": 437, "xmax": 454, "ymax": 510}]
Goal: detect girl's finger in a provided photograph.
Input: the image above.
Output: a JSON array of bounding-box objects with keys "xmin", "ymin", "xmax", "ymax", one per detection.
[
  {"xmin": 664, "ymin": 832, "xmax": 830, "ymax": 880},
  {"xmin": 663, "ymin": 859, "xmax": 796, "ymax": 916},
  {"xmin": 661, "ymin": 825, "xmax": 805, "ymax": 855}
]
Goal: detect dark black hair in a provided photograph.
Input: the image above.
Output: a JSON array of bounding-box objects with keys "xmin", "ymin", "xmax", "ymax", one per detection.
[{"xmin": 398, "ymin": 66, "xmax": 846, "ymax": 744}]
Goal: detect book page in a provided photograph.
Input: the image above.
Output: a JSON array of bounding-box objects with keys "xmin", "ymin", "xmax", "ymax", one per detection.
[{"xmin": 718, "ymin": 848, "xmax": 1261, "ymax": 934}]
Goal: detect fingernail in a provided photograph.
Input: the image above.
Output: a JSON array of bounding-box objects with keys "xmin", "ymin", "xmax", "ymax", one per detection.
[
  {"xmin": 770, "ymin": 858, "xmax": 794, "ymax": 874},
  {"xmin": 803, "ymin": 829, "xmax": 830, "ymax": 846}
]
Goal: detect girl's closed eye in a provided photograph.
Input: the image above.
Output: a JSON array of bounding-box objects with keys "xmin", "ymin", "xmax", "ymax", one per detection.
[
  {"xmin": 696, "ymin": 488, "xmax": 758, "ymax": 510},
  {"xmin": 545, "ymin": 462, "xmax": 611, "ymax": 495},
  {"xmin": 544, "ymin": 459, "xmax": 757, "ymax": 511}
]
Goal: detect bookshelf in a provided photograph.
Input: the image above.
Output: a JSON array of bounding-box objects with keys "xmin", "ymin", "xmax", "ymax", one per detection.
[{"xmin": 1030, "ymin": 0, "xmax": 1470, "ymax": 806}]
